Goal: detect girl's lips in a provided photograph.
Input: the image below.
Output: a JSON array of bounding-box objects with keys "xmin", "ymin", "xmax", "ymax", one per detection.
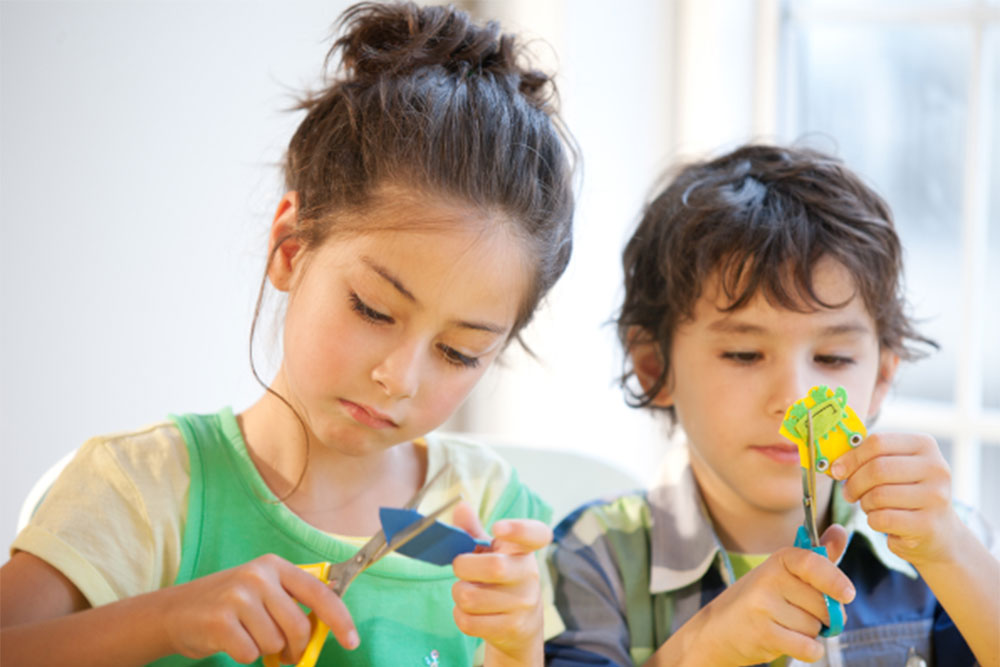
[
  {"xmin": 752, "ymin": 443, "xmax": 802, "ymax": 465},
  {"xmin": 340, "ymin": 399, "xmax": 397, "ymax": 429}
]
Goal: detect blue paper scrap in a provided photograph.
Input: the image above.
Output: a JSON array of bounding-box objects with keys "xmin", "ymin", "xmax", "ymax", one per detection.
[{"xmin": 379, "ymin": 507, "xmax": 491, "ymax": 566}]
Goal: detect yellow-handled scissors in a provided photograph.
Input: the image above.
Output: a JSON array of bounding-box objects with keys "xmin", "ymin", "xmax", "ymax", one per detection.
[{"xmin": 263, "ymin": 466, "xmax": 459, "ymax": 667}]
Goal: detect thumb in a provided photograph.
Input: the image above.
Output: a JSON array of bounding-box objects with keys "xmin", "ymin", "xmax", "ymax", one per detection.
[
  {"xmin": 819, "ymin": 524, "xmax": 849, "ymax": 564},
  {"xmin": 451, "ymin": 500, "xmax": 491, "ymax": 542}
]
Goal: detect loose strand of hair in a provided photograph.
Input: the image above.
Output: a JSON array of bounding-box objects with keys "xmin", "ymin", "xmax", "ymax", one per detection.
[{"xmin": 248, "ymin": 239, "xmax": 311, "ymax": 505}]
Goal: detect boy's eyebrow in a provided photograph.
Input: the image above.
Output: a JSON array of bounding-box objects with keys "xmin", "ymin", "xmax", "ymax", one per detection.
[
  {"xmin": 707, "ymin": 318, "xmax": 872, "ymax": 336},
  {"xmin": 361, "ymin": 256, "xmax": 508, "ymax": 335}
]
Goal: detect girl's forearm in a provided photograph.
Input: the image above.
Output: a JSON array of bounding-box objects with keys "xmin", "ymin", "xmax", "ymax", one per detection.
[
  {"xmin": 916, "ymin": 524, "xmax": 1000, "ymax": 667},
  {"xmin": 0, "ymin": 590, "xmax": 176, "ymax": 667}
]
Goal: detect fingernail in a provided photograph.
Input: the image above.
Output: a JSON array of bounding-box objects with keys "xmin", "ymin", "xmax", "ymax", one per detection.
[
  {"xmin": 492, "ymin": 521, "xmax": 510, "ymax": 537},
  {"xmin": 345, "ymin": 629, "xmax": 360, "ymax": 650},
  {"xmin": 831, "ymin": 461, "xmax": 845, "ymax": 479},
  {"xmin": 844, "ymin": 584, "xmax": 856, "ymax": 602}
]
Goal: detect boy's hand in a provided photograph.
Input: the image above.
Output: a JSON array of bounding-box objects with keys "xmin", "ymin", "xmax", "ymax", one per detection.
[
  {"xmin": 831, "ymin": 432, "xmax": 959, "ymax": 567},
  {"xmin": 158, "ymin": 554, "xmax": 358, "ymax": 665},
  {"xmin": 451, "ymin": 503, "xmax": 551, "ymax": 667},
  {"xmin": 672, "ymin": 526, "xmax": 854, "ymax": 666}
]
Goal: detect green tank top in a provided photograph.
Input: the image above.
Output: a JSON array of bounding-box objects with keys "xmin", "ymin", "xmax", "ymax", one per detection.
[{"xmin": 148, "ymin": 408, "xmax": 548, "ymax": 666}]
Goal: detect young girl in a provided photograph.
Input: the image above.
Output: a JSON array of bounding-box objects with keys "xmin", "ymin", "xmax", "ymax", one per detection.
[{"xmin": 1, "ymin": 3, "xmax": 575, "ymax": 666}]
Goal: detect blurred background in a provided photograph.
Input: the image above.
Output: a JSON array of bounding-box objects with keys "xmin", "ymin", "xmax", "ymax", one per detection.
[{"xmin": 2, "ymin": 0, "xmax": 998, "ymax": 545}]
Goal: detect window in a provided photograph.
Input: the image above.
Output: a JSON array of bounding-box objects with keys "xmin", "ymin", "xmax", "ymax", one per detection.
[{"xmin": 777, "ymin": 0, "xmax": 1000, "ymax": 516}]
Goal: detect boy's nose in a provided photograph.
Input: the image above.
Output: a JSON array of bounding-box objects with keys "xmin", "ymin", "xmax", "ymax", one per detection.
[
  {"xmin": 767, "ymin": 362, "xmax": 811, "ymax": 417},
  {"xmin": 371, "ymin": 341, "xmax": 421, "ymax": 399}
]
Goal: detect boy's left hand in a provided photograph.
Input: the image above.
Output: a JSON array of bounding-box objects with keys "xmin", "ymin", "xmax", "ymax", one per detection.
[
  {"xmin": 450, "ymin": 503, "xmax": 551, "ymax": 667},
  {"xmin": 832, "ymin": 432, "xmax": 960, "ymax": 567}
]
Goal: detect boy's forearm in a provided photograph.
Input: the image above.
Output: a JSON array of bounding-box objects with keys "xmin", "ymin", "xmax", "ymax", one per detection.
[
  {"xmin": 915, "ymin": 523, "xmax": 1000, "ymax": 667},
  {"xmin": 0, "ymin": 591, "xmax": 176, "ymax": 667}
]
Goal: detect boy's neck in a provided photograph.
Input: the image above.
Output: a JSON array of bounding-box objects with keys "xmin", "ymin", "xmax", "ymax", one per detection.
[{"xmin": 692, "ymin": 469, "xmax": 834, "ymax": 555}]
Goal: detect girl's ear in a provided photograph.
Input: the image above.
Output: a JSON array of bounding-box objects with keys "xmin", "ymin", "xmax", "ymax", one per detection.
[
  {"xmin": 867, "ymin": 348, "xmax": 901, "ymax": 420},
  {"xmin": 268, "ymin": 192, "xmax": 305, "ymax": 293},
  {"xmin": 628, "ymin": 327, "xmax": 673, "ymax": 407}
]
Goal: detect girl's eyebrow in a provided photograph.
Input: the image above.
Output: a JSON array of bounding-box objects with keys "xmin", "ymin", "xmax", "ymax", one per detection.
[
  {"xmin": 361, "ymin": 256, "xmax": 508, "ymax": 335},
  {"xmin": 363, "ymin": 257, "xmax": 415, "ymax": 302}
]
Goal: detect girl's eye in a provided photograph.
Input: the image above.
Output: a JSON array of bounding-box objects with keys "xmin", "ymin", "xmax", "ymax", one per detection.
[
  {"xmin": 815, "ymin": 354, "xmax": 855, "ymax": 368},
  {"xmin": 439, "ymin": 344, "xmax": 480, "ymax": 369},
  {"xmin": 721, "ymin": 351, "xmax": 761, "ymax": 364},
  {"xmin": 350, "ymin": 293, "xmax": 393, "ymax": 324}
]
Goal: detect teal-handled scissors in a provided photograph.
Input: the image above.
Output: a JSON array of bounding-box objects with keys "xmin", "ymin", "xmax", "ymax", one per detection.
[
  {"xmin": 263, "ymin": 466, "xmax": 462, "ymax": 667},
  {"xmin": 794, "ymin": 410, "xmax": 845, "ymax": 638}
]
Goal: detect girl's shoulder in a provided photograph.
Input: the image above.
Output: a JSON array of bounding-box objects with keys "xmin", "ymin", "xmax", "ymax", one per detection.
[{"xmin": 421, "ymin": 432, "xmax": 550, "ymax": 526}]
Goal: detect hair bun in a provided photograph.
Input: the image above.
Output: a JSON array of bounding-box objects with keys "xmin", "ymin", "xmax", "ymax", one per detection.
[{"xmin": 331, "ymin": 2, "xmax": 553, "ymax": 105}]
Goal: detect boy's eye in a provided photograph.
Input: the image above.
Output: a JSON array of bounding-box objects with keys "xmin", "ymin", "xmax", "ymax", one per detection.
[
  {"xmin": 350, "ymin": 292, "xmax": 394, "ymax": 324},
  {"xmin": 815, "ymin": 354, "xmax": 855, "ymax": 367},
  {"xmin": 438, "ymin": 344, "xmax": 480, "ymax": 369},
  {"xmin": 721, "ymin": 351, "xmax": 761, "ymax": 364}
]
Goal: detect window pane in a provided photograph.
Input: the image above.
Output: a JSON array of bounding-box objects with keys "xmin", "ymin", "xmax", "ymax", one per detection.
[
  {"xmin": 793, "ymin": 0, "xmax": 974, "ymax": 7},
  {"xmin": 785, "ymin": 22, "xmax": 970, "ymax": 403},
  {"xmin": 980, "ymin": 444, "xmax": 1000, "ymax": 519},
  {"xmin": 986, "ymin": 27, "xmax": 1000, "ymax": 410}
]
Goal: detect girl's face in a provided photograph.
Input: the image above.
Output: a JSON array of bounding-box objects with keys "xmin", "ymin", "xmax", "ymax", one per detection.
[{"xmin": 268, "ymin": 189, "xmax": 530, "ymax": 458}]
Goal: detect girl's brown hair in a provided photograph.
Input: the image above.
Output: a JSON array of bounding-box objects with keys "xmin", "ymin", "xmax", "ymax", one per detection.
[{"xmin": 274, "ymin": 1, "xmax": 574, "ymax": 338}]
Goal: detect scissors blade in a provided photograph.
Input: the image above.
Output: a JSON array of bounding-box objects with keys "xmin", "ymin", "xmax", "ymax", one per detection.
[
  {"xmin": 802, "ymin": 410, "xmax": 821, "ymax": 546},
  {"xmin": 329, "ymin": 494, "xmax": 463, "ymax": 597}
]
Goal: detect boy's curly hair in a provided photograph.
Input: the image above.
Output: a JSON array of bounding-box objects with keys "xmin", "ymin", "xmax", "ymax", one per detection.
[{"xmin": 617, "ymin": 143, "xmax": 935, "ymax": 416}]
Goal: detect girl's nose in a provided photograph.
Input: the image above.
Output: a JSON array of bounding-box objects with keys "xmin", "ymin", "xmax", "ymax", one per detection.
[{"xmin": 371, "ymin": 341, "xmax": 421, "ymax": 399}]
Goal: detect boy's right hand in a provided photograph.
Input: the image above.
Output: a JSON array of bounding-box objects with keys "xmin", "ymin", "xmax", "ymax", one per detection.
[
  {"xmin": 158, "ymin": 554, "xmax": 358, "ymax": 665},
  {"xmin": 671, "ymin": 526, "xmax": 854, "ymax": 666}
]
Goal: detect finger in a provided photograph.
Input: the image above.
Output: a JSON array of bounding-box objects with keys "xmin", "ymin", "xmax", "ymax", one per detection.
[
  {"xmin": 238, "ymin": 603, "xmax": 287, "ymax": 657},
  {"xmin": 780, "ymin": 547, "xmax": 855, "ymax": 604},
  {"xmin": 490, "ymin": 519, "xmax": 552, "ymax": 556},
  {"xmin": 452, "ymin": 607, "xmax": 537, "ymax": 644},
  {"xmin": 280, "ymin": 567, "xmax": 359, "ymax": 651},
  {"xmin": 864, "ymin": 507, "xmax": 922, "ymax": 537},
  {"xmin": 452, "ymin": 578, "xmax": 537, "ymax": 615},
  {"xmin": 831, "ymin": 432, "xmax": 926, "ymax": 480},
  {"xmin": 777, "ymin": 569, "xmax": 834, "ymax": 629},
  {"xmin": 841, "ymin": 456, "xmax": 927, "ymax": 503},
  {"xmin": 262, "ymin": 592, "xmax": 312, "ymax": 661},
  {"xmin": 856, "ymin": 482, "xmax": 938, "ymax": 513},
  {"xmin": 819, "ymin": 524, "xmax": 848, "ymax": 563},
  {"xmin": 767, "ymin": 623, "xmax": 825, "ymax": 663},
  {"xmin": 452, "ymin": 501, "xmax": 491, "ymax": 541},
  {"xmin": 453, "ymin": 551, "xmax": 537, "ymax": 585}
]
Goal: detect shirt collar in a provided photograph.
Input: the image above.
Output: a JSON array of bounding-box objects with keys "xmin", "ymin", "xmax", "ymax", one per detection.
[{"xmin": 647, "ymin": 446, "xmax": 917, "ymax": 595}]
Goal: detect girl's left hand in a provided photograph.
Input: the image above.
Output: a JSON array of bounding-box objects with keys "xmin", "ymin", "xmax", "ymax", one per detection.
[
  {"xmin": 450, "ymin": 503, "xmax": 551, "ymax": 667},
  {"xmin": 831, "ymin": 432, "xmax": 960, "ymax": 567}
]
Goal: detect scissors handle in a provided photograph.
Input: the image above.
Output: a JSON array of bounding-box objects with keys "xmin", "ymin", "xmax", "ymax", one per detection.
[
  {"xmin": 794, "ymin": 525, "xmax": 845, "ymax": 638},
  {"xmin": 262, "ymin": 562, "xmax": 332, "ymax": 667}
]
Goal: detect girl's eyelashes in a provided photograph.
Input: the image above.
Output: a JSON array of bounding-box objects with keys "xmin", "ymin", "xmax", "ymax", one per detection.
[
  {"xmin": 349, "ymin": 292, "xmax": 393, "ymax": 324},
  {"xmin": 438, "ymin": 344, "xmax": 481, "ymax": 369}
]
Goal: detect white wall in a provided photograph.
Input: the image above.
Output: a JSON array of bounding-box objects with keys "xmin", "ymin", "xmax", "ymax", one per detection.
[{"xmin": 1, "ymin": 0, "xmax": 690, "ymax": 545}]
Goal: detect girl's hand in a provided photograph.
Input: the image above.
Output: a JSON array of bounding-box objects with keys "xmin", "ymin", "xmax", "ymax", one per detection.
[
  {"xmin": 661, "ymin": 526, "xmax": 854, "ymax": 666},
  {"xmin": 158, "ymin": 554, "xmax": 358, "ymax": 665},
  {"xmin": 450, "ymin": 503, "xmax": 551, "ymax": 667},
  {"xmin": 832, "ymin": 432, "xmax": 959, "ymax": 567}
]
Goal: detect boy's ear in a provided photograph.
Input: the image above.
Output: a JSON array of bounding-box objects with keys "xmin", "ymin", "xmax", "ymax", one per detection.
[
  {"xmin": 867, "ymin": 348, "xmax": 901, "ymax": 420},
  {"xmin": 628, "ymin": 327, "xmax": 673, "ymax": 408},
  {"xmin": 268, "ymin": 191, "xmax": 305, "ymax": 293}
]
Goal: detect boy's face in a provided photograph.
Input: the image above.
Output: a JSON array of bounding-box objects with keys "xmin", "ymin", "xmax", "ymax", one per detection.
[{"xmin": 635, "ymin": 256, "xmax": 899, "ymax": 516}]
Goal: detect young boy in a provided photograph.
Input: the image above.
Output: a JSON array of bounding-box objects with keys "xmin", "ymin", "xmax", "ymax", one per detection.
[{"xmin": 545, "ymin": 144, "xmax": 999, "ymax": 666}]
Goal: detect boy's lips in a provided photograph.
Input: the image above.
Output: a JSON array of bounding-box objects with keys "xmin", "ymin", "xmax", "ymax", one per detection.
[
  {"xmin": 340, "ymin": 399, "xmax": 398, "ymax": 429},
  {"xmin": 751, "ymin": 443, "xmax": 801, "ymax": 465}
]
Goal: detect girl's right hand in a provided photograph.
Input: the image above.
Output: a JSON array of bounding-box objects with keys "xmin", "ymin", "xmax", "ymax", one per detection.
[
  {"xmin": 662, "ymin": 526, "xmax": 855, "ymax": 666},
  {"xmin": 159, "ymin": 554, "xmax": 358, "ymax": 665}
]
